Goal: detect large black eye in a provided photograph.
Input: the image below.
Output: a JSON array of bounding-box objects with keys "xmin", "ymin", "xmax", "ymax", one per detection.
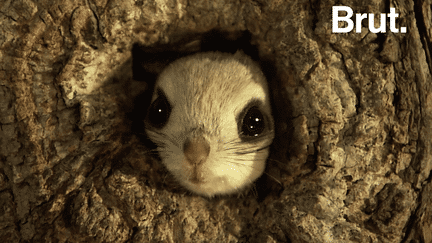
[
  {"xmin": 240, "ymin": 106, "xmax": 265, "ymax": 137},
  {"xmin": 146, "ymin": 90, "xmax": 171, "ymax": 129}
]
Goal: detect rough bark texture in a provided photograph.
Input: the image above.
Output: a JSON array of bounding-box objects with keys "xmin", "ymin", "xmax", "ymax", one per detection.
[{"xmin": 0, "ymin": 0, "xmax": 431, "ymax": 242}]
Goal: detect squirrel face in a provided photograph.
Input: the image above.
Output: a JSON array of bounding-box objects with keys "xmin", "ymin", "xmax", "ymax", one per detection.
[{"xmin": 145, "ymin": 51, "xmax": 274, "ymax": 197}]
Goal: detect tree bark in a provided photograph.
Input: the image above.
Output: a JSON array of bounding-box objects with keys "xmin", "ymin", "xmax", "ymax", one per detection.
[{"xmin": 0, "ymin": 0, "xmax": 431, "ymax": 242}]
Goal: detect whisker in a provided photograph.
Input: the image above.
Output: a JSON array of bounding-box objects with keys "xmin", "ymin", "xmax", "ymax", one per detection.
[
  {"xmin": 219, "ymin": 149, "xmax": 283, "ymax": 187},
  {"xmin": 262, "ymin": 171, "xmax": 282, "ymax": 185},
  {"xmin": 144, "ymin": 123, "xmax": 276, "ymax": 197},
  {"xmin": 233, "ymin": 145, "xmax": 271, "ymax": 155}
]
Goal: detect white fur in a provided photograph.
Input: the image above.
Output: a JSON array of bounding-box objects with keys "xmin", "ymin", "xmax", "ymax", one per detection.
[{"xmin": 145, "ymin": 51, "xmax": 274, "ymax": 197}]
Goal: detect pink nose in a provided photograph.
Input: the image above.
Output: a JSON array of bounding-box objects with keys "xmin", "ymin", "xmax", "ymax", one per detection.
[{"xmin": 183, "ymin": 136, "xmax": 210, "ymax": 165}]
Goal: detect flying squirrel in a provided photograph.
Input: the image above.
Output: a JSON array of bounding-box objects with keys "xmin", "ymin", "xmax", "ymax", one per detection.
[{"xmin": 145, "ymin": 51, "xmax": 275, "ymax": 197}]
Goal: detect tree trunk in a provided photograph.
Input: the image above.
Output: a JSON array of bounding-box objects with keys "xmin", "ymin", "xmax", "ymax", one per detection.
[{"xmin": 0, "ymin": 0, "xmax": 431, "ymax": 242}]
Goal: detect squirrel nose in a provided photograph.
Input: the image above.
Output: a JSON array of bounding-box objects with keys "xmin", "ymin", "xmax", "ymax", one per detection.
[{"xmin": 183, "ymin": 136, "xmax": 210, "ymax": 165}]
